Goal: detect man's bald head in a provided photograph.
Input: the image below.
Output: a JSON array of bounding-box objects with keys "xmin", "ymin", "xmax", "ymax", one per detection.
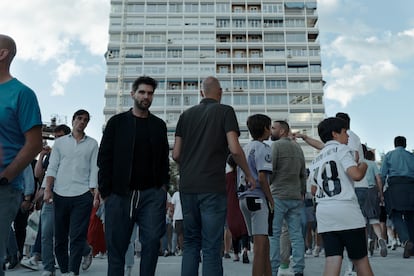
[
  {"xmin": 201, "ymin": 76, "xmax": 222, "ymax": 101},
  {"xmin": 0, "ymin": 34, "xmax": 17, "ymax": 64}
]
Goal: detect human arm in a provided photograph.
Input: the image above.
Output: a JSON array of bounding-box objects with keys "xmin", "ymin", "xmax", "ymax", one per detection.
[
  {"xmin": 294, "ymin": 133, "xmax": 324, "ymax": 150},
  {"xmin": 346, "ymin": 162, "xmax": 368, "ymax": 181},
  {"xmin": 259, "ymin": 171, "xmax": 274, "ymax": 210},
  {"xmin": 375, "ymin": 174, "xmax": 384, "ymax": 203},
  {"xmin": 226, "ymin": 131, "xmax": 256, "ymax": 189},
  {"xmin": 97, "ymin": 120, "xmax": 115, "ymax": 200},
  {"xmin": 172, "ymin": 136, "xmax": 182, "ymax": 164},
  {"xmin": 0, "ymin": 126, "xmax": 42, "ymax": 182},
  {"xmin": 34, "ymin": 146, "xmax": 50, "ymax": 180}
]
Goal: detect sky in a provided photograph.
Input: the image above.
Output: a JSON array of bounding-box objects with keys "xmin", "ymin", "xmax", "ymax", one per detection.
[{"xmin": 1, "ymin": 0, "xmax": 414, "ymax": 156}]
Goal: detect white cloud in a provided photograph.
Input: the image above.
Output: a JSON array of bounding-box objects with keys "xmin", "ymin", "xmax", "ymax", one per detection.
[
  {"xmin": 51, "ymin": 59, "xmax": 81, "ymax": 96},
  {"xmin": 0, "ymin": 0, "xmax": 109, "ymax": 62},
  {"xmin": 324, "ymin": 61, "xmax": 399, "ymax": 106}
]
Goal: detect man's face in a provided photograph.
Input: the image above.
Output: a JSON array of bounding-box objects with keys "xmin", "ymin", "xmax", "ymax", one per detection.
[
  {"xmin": 271, "ymin": 122, "xmax": 282, "ymax": 141},
  {"xmin": 131, "ymin": 84, "xmax": 154, "ymax": 111},
  {"xmin": 72, "ymin": 114, "xmax": 89, "ymax": 133},
  {"xmin": 334, "ymin": 128, "xmax": 349, "ymax": 145}
]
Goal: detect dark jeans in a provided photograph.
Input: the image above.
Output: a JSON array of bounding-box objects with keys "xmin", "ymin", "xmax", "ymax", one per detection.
[
  {"xmin": 180, "ymin": 193, "xmax": 227, "ymax": 276},
  {"xmin": 391, "ymin": 210, "xmax": 414, "ymax": 250},
  {"xmin": 105, "ymin": 188, "xmax": 166, "ymax": 276},
  {"xmin": 54, "ymin": 192, "xmax": 93, "ymax": 275}
]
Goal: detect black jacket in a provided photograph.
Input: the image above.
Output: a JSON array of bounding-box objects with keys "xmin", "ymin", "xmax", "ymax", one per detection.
[{"xmin": 98, "ymin": 109, "xmax": 170, "ymax": 199}]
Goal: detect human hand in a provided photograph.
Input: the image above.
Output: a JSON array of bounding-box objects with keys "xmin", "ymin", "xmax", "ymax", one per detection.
[{"xmin": 43, "ymin": 188, "xmax": 53, "ymax": 204}]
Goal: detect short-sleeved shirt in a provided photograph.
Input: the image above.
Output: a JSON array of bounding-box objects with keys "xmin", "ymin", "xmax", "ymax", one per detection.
[
  {"xmin": 347, "ymin": 130, "xmax": 368, "ymax": 188},
  {"xmin": 175, "ymin": 98, "xmax": 239, "ymax": 194},
  {"xmin": 364, "ymin": 160, "xmax": 380, "ymax": 188},
  {"xmin": 171, "ymin": 191, "xmax": 183, "ymax": 221},
  {"xmin": 308, "ymin": 140, "xmax": 365, "ymax": 233},
  {"xmin": 237, "ymin": 140, "xmax": 272, "ymax": 199},
  {"xmin": 0, "ymin": 78, "xmax": 42, "ymax": 190}
]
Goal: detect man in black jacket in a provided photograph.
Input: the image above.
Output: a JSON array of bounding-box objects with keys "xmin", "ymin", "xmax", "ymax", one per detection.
[{"xmin": 98, "ymin": 76, "xmax": 170, "ymax": 276}]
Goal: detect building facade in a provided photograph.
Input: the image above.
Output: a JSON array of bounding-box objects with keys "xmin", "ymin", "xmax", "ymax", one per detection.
[{"xmin": 104, "ymin": 0, "xmax": 325, "ymax": 163}]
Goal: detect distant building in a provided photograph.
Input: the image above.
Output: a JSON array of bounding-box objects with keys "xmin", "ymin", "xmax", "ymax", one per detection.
[{"xmin": 103, "ymin": 0, "xmax": 325, "ymax": 163}]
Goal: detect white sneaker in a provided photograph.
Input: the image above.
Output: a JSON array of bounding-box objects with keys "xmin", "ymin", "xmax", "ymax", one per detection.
[
  {"xmin": 277, "ymin": 267, "xmax": 294, "ymax": 276},
  {"xmin": 313, "ymin": 246, "xmax": 321, "ymax": 257},
  {"xmin": 20, "ymin": 256, "xmax": 39, "ymax": 271}
]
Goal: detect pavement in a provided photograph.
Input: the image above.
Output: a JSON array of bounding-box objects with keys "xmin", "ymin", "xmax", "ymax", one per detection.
[{"xmin": 6, "ymin": 245, "xmax": 413, "ymax": 275}]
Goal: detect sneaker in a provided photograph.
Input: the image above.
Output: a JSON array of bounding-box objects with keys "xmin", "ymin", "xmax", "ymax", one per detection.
[
  {"xmin": 175, "ymin": 249, "xmax": 183, "ymax": 256},
  {"xmin": 312, "ymin": 246, "xmax": 321, "ymax": 257},
  {"xmin": 81, "ymin": 245, "xmax": 93, "ymax": 270},
  {"xmin": 305, "ymin": 248, "xmax": 312, "ymax": 255},
  {"xmin": 125, "ymin": 266, "xmax": 132, "ymax": 276},
  {"xmin": 94, "ymin": 252, "xmax": 106, "ymax": 259},
  {"xmin": 223, "ymin": 252, "xmax": 231, "ymax": 259},
  {"xmin": 242, "ymin": 251, "xmax": 249, "ymax": 264},
  {"xmin": 20, "ymin": 256, "xmax": 39, "ymax": 271},
  {"xmin": 41, "ymin": 271, "xmax": 56, "ymax": 276},
  {"xmin": 403, "ymin": 241, "xmax": 413, "ymax": 258},
  {"xmin": 163, "ymin": 250, "xmax": 169, "ymax": 257},
  {"xmin": 277, "ymin": 267, "xmax": 294, "ymax": 276},
  {"xmin": 7, "ymin": 254, "xmax": 19, "ymax": 270},
  {"xmin": 368, "ymin": 239, "xmax": 375, "ymax": 256},
  {"xmin": 378, "ymin": 238, "xmax": 387, "ymax": 257}
]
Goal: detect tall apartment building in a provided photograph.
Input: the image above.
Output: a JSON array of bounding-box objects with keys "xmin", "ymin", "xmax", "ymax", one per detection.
[{"xmin": 104, "ymin": 0, "xmax": 325, "ymax": 163}]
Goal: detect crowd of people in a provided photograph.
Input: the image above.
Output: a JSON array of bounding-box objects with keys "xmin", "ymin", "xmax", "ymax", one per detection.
[{"xmin": 1, "ymin": 33, "xmax": 414, "ymax": 276}]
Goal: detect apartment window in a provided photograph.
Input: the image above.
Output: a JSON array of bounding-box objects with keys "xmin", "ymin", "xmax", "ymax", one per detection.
[
  {"xmin": 126, "ymin": 34, "xmax": 143, "ymax": 43},
  {"xmin": 234, "ymin": 35, "xmax": 245, "ymax": 42},
  {"xmin": 233, "ymin": 95, "xmax": 248, "ymax": 105},
  {"xmin": 166, "ymin": 112, "xmax": 180, "ymax": 124},
  {"xmin": 267, "ymin": 94, "xmax": 288, "ymax": 105},
  {"xmin": 147, "ymin": 4, "xmax": 167, "ymax": 13},
  {"xmin": 250, "ymin": 50, "xmax": 261, "ymax": 58},
  {"xmin": 216, "ymin": 3, "xmax": 230, "ymax": 13},
  {"xmin": 233, "ymin": 6, "xmax": 244, "ymax": 13},
  {"xmin": 263, "ymin": 19, "xmax": 284, "ymax": 28},
  {"xmin": 183, "ymin": 95, "xmax": 199, "ymax": 105},
  {"xmin": 264, "ymin": 33, "xmax": 284, "ymax": 42},
  {"xmin": 233, "ymin": 20, "xmax": 245, "ymax": 28},
  {"xmin": 250, "ymin": 94, "xmax": 264, "ymax": 105},
  {"xmin": 262, "ymin": 4, "xmax": 283, "ymax": 14},
  {"xmin": 249, "ymin": 80, "xmax": 264, "ymax": 89},
  {"xmin": 309, "ymin": 64, "xmax": 321, "ymax": 73},
  {"xmin": 266, "ymin": 80, "xmax": 287, "ymax": 89},
  {"xmin": 308, "ymin": 48, "xmax": 320, "ymax": 56},
  {"xmin": 286, "ymin": 33, "xmax": 307, "ymax": 43},
  {"xmin": 185, "ymin": 3, "xmax": 199, "ymax": 13},
  {"xmin": 217, "ymin": 19, "xmax": 230, "ymax": 28},
  {"xmin": 249, "ymin": 6, "xmax": 259, "ymax": 12},
  {"xmin": 288, "ymin": 81, "xmax": 309, "ymax": 90},
  {"xmin": 248, "ymin": 20, "xmax": 261, "ymax": 28},
  {"xmin": 218, "ymin": 66, "xmax": 229, "ymax": 73},
  {"xmin": 200, "ymin": 3, "xmax": 214, "ymax": 13},
  {"xmin": 167, "ymin": 95, "xmax": 182, "ymax": 106},
  {"xmin": 234, "ymin": 65, "xmax": 246, "ymax": 73},
  {"xmin": 312, "ymin": 95, "xmax": 323, "ymax": 104},
  {"xmin": 285, "ymin": 19, "xmax": 305, "ymax": 27},
  {"xmin": 168, "ymin": 49, "xmax": 182, "ymax": 58},
  {"xmin": 250, "ymin": 65, "xmax": 262, "ymax": 73},
  {"xmin": 290, "ymin": 94, "xmax": 310, "ymax": 105},
  {"xmin": 169, "ymin": 3, "xmax": 183, "ymax": 13},
  {"xmin": 152, "ymin": 95, "xmax": 165, "ymax": 106},
  {"xmin": 127, "ymin": 4, "xmax": 144, "ymax": 13},
  {"xmin": 105, "ymin": 96, "xmax": 117, "ymax": 106},
  {"xmin": 249, "ymin": 35, "xmax": 261, "ymax": 42},
  {"xmin": 236, "ymin": 112, "xmax": 249, "ymax": 124},
  {"xmin": 146, "ymin": 34, "xmax": 165, "ymax": 43},
  {"xmin": 221, "ymin": 94, "xmax": 231, "ymax": 105},
  {"xmin": 234, "ymin": 50, "xmax": 246, "ymax": 58},
  {"xmin": 184, "ymin": 82, "xmax": 197, "ymax": 90},
  {"xmin": 287, "ymin": 65, "xmax": 308, "ymax": 74},
  {"xmin": 218, "ymin": 50, "xmax": 229, "ymax": 57},
  {"xmin": 265, "ymin": 64, "xmax": 286, "ymax": 73},
  {"xmin": 233, "ymin": 80, "xmax": 248, "ymax": 89},
  {"xmin": 311, "ymin": 81, "xmax": 323, "ymax": 89}
]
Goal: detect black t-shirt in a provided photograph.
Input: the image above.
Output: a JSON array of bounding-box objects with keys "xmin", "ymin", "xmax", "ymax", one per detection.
[{"xmin": 130, "ymin": 117, "xmax": 154, "ymax": 190}]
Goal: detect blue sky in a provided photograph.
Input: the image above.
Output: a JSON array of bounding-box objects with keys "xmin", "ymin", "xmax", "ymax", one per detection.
[{"xmin": 1, "ymin": 0, "xmax": 414, "ymax": 156}]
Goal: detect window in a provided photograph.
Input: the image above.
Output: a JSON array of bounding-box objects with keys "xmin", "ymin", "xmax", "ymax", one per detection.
[
  {"xmin": 183, "ymin": 95, "xmax": 199, "ymax": 105},
  {"xmin": 250, "ymin": 66, "xmax": 262, "ymax": 74},
  {"xmin": 233, "ymin": 20, "xmax": 245, "ymax": 28},
  {"xmin": 167, "ymin": 95, "xmax": 182, "ymax": 106},
  {"xmin": 233, "ymin": 95, "xmax": 248, "ymax": 105},
  {"xmin": 249, "ymin": 80, "xmax": 264, "ymax": 89},
  {"xmin": 286, "ymin": 33, "xmax": 306, "ymax": 43},
  {"xmin": 264, "ymin": 33, "xmax": 284, "ymax": 42},
  {"xmin": 267, "ymin": 94, "xmax": 288, "ymax": 105},
  {"xmin": 262, "ymin": 4, "xmax": 283, "ymax": 14},
  {"xmin": 265, "ymin": 64, "xmax": 286, "ymax": 73},
  {"xmin": 217, "ymin": 19, "xmax": 230, "ymax": 28},
  {"xmin": 266, "ymin": 80, "xmax": 287, "ymax": 89},
  {"xmin": 169, "ymin": 3, "xmax": 182, "ymax": 13},
  {"xmin": 248, "ymin": 20, "xmax": 261, "ymax": 28},
  {"xmin": 152, "ymin": 95, "xmax": 165, "ymax": 106},
  {"xmin": 250, "ymin": 94, "xmax": 264, "ymax": 105}
]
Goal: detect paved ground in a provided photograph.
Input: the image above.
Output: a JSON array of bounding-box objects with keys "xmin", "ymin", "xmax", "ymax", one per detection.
[{"xmin": 6, "ymin": 246, "xmax": 413, "ymax": 275}]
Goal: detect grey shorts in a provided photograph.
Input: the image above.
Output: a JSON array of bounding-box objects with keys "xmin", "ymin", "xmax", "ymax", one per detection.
[{"xmin": 239, "ymin": 197, "xmax": 269, "ymax": 236}]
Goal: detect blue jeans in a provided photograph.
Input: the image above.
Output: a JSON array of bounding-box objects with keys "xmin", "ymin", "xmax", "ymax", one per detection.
[
  {"xmin": 54, "ymin": 192, "xmax": 93, "ymax": 275},
  {"xmin": 41, "ymin": 202, "xmax": 55, "ymax": 272},
  {"xmin": 105, "ymin": 188, "xmax": 166, "ymax": 276},
  {"xmin": 0, "ymin": 185, "xmax": 21, "ymax": 276},
  {"xmin": 180, "ymin": 193, "xmax": 227, "ymax": 276},
  {"xmin": 125, "ymin": 224, "xmax": 138, "ymax": 268},
  {"xmin": 391, "ymin": 210, "xmax": 414, "ymax": 247},
  {"xmin": 269, "ymin": 197, "xmax": 305, "ymax": 275}
]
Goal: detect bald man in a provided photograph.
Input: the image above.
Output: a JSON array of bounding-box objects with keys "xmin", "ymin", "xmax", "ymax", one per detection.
[
  {"xmin": 173, "ymin": 76, "xmax": 255, "ymax": 276},
  {"xmin": 0, "ymin": 34, "xmax": 42, "ymax": 274}
]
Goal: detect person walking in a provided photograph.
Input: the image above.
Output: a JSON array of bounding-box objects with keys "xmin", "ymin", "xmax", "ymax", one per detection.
[
  {"xmin": 98, "ymin": 76, "xmax": 170, "ymax": 276},
  {"xmin": 0, "ymin": 34, "xmax": 43, "ymax": 276},
  {"xmin": 380, "ymin": 136, "xmax": 414, "ymax": 258},
  {"xmin": 172, "ymin": 76, "xmax": 255, "ymax": 276},
  {"xmin": 43, "ymin": 110, "xmax": 98, "ymax": 276}
]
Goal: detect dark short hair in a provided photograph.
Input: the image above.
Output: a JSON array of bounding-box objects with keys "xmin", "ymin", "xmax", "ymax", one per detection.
[
  {"xmin": 132, "ymin": 76, "xmax": 158, "ymax": 92},
  {"xmin": 274, "ymin": 120, "xmax": 290, "ymax": 133},
  {"xmin": 335, "ymin": 112, "xmax": 350, "ymax": 129},
  {"xmin": 394, "ymin": 136, "xmax": 406, "ymax": 148},
  {"xmin": 318, "ymin": 117, "xmax": 347, "ymax": 143},
  {"xmin": 72, "ymin": 109, "xmax": 90, "ymax": 122},
  {"xmin": 54, "ymin": 124, "xmax": 71, "ymax": 135},
  {"xmin": 247, "ymin": 114, "xmax": 271, "ymax": 140}
]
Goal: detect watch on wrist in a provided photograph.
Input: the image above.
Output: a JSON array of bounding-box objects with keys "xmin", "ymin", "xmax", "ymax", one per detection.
[{"xmin": 0, "ymin": 177, "xmax": 9, "ymax": 186}]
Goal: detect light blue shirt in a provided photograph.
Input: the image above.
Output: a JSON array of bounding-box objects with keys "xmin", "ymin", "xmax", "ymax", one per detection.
[
  {"xmin": 381, "ymin": 146, "xmax": 414, "ymax": 183},
  {"xmin": 364, "ymin": 160, "xmax": 380, "ymax": 188},
  {"xmin": 22, "ymin": 165, "xmax": 35, "ymax": 196},
  {"xmin": 46, "ymin": 133, "xmax": 98, "ymax": 197}
]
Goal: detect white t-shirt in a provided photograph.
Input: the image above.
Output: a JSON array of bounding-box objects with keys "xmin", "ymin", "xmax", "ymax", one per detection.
[
  {"xmin": 308, "ymin": 140, "xmax": 366, "ymax": 233},
  {"xmin": 171, "ymin": 191, "xmax": 183, "ymax": 221},
  {"xmin": 347, "ymin": 130, "xmax": 368, "ymax": 188}
]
